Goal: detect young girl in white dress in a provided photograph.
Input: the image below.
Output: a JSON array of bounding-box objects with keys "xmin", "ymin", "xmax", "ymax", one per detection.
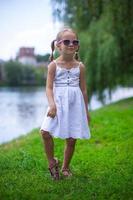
[{"xmin": 40, "ymin": 28, "xmax": 91, "ymax": 180}]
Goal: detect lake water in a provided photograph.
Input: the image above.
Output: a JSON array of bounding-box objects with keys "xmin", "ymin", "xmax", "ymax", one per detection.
[{"xmin": 0, "ymin": 86, "xmax": 133, "ymax": 144}]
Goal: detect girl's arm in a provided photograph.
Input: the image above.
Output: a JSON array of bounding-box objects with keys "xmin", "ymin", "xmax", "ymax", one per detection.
[
  {"xmin": 79, "ymin": 63, "xmax": 90, "ymax": 124},
  {"xmin": 45, "ymin": 62, "xmax": 56, "ymax": 118}
]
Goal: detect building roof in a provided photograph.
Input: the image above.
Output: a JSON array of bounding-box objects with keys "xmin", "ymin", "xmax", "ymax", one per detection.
[{"xmin": 17, "ymin": 47, "xmax": 36, "ymax": 58}]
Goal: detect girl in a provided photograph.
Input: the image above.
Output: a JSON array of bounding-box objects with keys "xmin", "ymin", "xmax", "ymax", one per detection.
[{"xmin": 40, "ymin": 28, "xmax": 91, "ymax": 180}]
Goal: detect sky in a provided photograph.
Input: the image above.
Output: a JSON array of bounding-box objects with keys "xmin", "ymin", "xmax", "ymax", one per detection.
[{"xmin": 0, "ymin": 0, "xmax": 63, "ymax": 60}]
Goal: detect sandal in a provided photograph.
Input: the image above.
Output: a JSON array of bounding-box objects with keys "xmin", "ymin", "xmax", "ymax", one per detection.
[
  {"xmin": 48, "ymin": 158, "xmax": 60, "ymax": 180},
  {"xmin": 61, "ymin": 168, "xmax": 73, "ymax": 178}
]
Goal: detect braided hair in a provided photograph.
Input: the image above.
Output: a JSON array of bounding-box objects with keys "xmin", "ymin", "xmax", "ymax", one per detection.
[{"xmin": 49, "ymin": 39, "xmax": 56, "ymax": 62}]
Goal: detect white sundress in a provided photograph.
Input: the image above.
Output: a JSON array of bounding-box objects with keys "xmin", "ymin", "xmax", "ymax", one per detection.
[{"xmin": 40, "ymin": 60, "xmax": 91, "ymax": 139}]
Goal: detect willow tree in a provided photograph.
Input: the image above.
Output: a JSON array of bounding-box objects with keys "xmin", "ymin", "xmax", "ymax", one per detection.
[{"xmin": 51, "ymin": 0, "xmax": 133, "ymax": 102}]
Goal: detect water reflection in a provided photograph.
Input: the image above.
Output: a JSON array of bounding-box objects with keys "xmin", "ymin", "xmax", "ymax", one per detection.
[{"xmin": 0, "ymin": 87, "xmax": 48, "ymax": 144}]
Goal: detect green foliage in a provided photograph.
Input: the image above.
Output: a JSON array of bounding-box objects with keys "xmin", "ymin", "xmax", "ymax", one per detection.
[
  {"xmin": 81, "ymin": 13, "xmax": 120, "ymax": 102},
  {"xmin": 4, "ymin": 61, "xmax": 46, "ymax": 86},
  {"xmin": 51, "ymin": 0, "xmax": 133, "ymax": 101},
  {"xmin": 0, "ymin": 97, "xmax": 133, "ymax": 199},
  {"xmin": 34, "ymin": 67, "xmax": 46, "ymax": 85},
  {"xmin": 51, "ymin": 0, "xmax": 102, "ymax": 29},
  {"xmin": 36, "ymin": 53, "xmax": 50, "ymax": 62},
  {"xmin": 4, "ymin": 61, "xmax": 24, "ymax": 86}
]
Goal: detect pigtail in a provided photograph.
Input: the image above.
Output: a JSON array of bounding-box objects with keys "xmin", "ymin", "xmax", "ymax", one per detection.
[
  {"xmin": 75, "ymin": 49, "xmax": 80, "ymax": 61},
  {"xmin": 49, "ymin": 40, "xmax": 56, "ymax": 62}
]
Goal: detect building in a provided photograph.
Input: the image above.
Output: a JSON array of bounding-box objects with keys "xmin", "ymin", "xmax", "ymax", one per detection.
[{"xmin": 17, "ymin": 47, "xmax": 37, "ymax": 66}]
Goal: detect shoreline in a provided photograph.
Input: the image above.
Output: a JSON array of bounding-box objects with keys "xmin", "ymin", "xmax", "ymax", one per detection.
[{"xmin": 1, "ymin": 96, "xmax": 132, "ymax": 146}]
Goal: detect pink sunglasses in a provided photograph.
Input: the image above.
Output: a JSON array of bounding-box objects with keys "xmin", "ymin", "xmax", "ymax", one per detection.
[{"xmin": 57, "ymin": 39, "xmax": 80, "ymax": 46}]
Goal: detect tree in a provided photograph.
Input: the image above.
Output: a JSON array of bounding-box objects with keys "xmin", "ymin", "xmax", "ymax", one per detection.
[
  {"xmin": 36, "ymin": 53, "xmax": 50, "ymax": 62},
  {"xmin": 4, "ymin": 61, "xmax": 45, "ymax": 86},
  {"xmin": 51, "ymin": 0, "xmax": 133, "ymax": 102}
]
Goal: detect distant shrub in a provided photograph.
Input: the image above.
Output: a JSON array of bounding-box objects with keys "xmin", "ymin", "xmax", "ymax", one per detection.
[{"xmin": 4, "ymin": 61, "xmax": 46, "ymax": 86}]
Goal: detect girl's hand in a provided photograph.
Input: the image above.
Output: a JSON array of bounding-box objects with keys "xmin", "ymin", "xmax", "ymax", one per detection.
[{"xmin": 47, "ymin": 104, "xmax": 57, "ymax": 118}]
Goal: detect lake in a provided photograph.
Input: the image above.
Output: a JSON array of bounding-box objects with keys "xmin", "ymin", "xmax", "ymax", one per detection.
[{"xmin": 0, "ymin": 86, "xmax": 133, "ymax": 144}]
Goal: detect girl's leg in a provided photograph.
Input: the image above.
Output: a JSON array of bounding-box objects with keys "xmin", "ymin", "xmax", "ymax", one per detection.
[
  {"xmin": 41, "ymin": 130, "xmax": 55, "ymax": 167},
  {"xmin": 41, "ymin": 130, "xmax": 60, "ymax": 180},
  {"xmin": 62, "ymin": 137, "xmax": 77, "ymax": 171}
]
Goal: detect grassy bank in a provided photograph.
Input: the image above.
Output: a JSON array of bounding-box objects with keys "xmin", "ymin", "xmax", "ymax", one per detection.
[{"xmin": 0, "ymin": 97, "xmax": 133, "ymax": 200}]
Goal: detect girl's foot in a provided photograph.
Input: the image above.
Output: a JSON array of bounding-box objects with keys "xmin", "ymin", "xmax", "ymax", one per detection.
[
  {"xmin": 61, "ymin": 168, "xmax": 72, "ymax": 178},
  {"xmin": 48, "ymin": 158, "xmax": 60, "ymax": 180}
]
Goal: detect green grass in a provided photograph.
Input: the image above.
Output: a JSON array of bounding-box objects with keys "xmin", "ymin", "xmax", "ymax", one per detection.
[{"xmin": 0, "ymin": 97, "xmax": 133, "ymax": 200}]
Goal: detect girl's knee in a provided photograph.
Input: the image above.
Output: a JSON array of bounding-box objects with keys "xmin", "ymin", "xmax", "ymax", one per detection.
[
  {"xmin": 40, "ymin": 130, "xmax": 52, "ymax": 139},
  {"xmin": 66, "ymin": 138, "xmax": 77, "ymax": 147}
]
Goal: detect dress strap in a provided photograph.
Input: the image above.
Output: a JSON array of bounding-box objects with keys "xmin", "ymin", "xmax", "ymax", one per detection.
[
  {"xmin": 53, "ymin": 60, "xmax": 57, "ymax": 65},
  {"xmin": 52, "ymin": 60, "xmax": 57, "ymax": 71},
  {"xmin": 53, "ymin": 60, "xmax": 59, "ymax": 74},
  {"xmin": 79, "ymin": 61, "xmax": 82, "ymax": 67}
]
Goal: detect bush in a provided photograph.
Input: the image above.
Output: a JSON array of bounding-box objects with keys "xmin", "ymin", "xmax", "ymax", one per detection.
[{"xmin": 4, "ymin": 61, "xmax": 46, "ymax": 86}]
